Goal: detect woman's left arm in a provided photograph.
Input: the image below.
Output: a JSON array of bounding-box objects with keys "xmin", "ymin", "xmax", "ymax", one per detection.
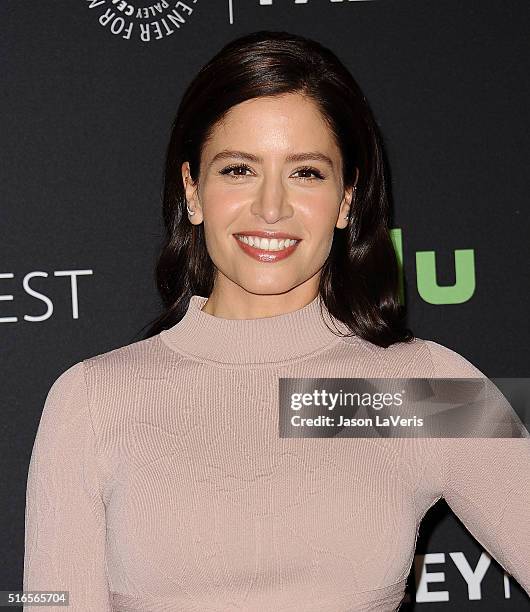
[
  {"xmin": 441, "ymin": 435, "xmax": 530, "ymax": 595},
  {"xmin": 424, "ymin": 339, "xmax": 530, "ymax": 596}
]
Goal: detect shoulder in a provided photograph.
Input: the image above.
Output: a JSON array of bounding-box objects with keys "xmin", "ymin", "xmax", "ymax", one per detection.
[
  {"xmin": 339, "ymin": 335, "xmax": 486, "ymax": 378},
  {"xmin": 40, "ymin": 361, "xmax": 88, "ymax": 427},
  {"xmin": 36, "ymin": 362, "xmax": 95, "ymax": 454},
  {"xmin": 44, "ymin": 335, "xmax": 183, "ymax": 418},
  {"xmin": 39, "ymin": 336, "xmax": 182, "ymax": 446},
  {"xmin": 82, "ymin": 334, "xmax": 183, "ymax": 384},
  {"xmin": 420, "ymin": 338, "xmax": 486, "ymax": 378},
  {"xmin": 44, "ymin": 335, "xmax": 164, "ymax": 401}
]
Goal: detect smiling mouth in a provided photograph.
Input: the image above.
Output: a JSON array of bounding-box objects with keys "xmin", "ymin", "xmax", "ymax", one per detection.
[
  {"xmin": 233, "ymin": 234, "xmax": 301, "ymax": 262},
  {"xmin": 233, "ymin": 234, "xmax": 300, "ymax": 252}
]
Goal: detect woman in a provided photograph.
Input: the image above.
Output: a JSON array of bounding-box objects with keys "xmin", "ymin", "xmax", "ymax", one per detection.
[{"xmin": 23, "ymin": 31, "xmax": 530, "ymax": 611}]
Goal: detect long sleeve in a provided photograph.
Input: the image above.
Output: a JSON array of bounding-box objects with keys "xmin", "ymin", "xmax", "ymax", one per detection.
[
  {"xmin": 23, "ymin": 361, "xmax": 112, "ymax": 611},
  {"xmin": 426, "ymin": 340, "xmax": 530, "ymax": 597}
]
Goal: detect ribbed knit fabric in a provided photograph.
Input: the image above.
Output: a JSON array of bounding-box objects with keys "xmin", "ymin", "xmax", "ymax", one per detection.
[{"xmin": 23, "ymin": 294, "xmax": 530, "ymax": 611}]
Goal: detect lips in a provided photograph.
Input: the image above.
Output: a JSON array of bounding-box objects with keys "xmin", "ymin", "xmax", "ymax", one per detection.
[
  {"xmin": 234, "ymin": 230, "xmax": 302, "ymax": 240},
  {"xmin": 233, "ymin": 234, "xmax": 301, "ymax": 263}
]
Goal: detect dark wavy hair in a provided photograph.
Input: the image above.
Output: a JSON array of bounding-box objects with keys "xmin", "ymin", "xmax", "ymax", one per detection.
[{"xmin": 139, "ymin": 30, "xmax": 414, "ymax": 348}]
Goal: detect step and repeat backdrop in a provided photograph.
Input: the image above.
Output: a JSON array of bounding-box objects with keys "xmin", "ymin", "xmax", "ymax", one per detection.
[{"xmin": 3, "ymin": 1, "xmax": 529, "ymax": 609}]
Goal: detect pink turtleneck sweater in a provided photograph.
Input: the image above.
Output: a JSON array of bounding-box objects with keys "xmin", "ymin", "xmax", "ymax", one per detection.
[{"xmin": 23, "ymin": 294, "xmax": 530, "ymax": 611}]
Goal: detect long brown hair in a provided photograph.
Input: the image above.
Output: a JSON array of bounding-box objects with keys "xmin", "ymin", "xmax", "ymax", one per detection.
[{"xmin": 139, "ymin": 30, "xmax": 414, "ymax": 348}]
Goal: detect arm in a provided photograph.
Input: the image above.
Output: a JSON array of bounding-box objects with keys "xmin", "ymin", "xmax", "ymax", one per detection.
[
  {"xmin": 23, "ymin": 361, "xmax": 112, "ymax": 611},
  {"xmin": 425, "ymin": 340, "xmax": 530, "ymax": 596}
]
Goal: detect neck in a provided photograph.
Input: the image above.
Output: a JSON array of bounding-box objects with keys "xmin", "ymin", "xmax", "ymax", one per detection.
[
  {"xmin": 159, "ymin": 293, "xmax": 351, "ymax": 366},
  {"xmin": 199, "ymin": 284, "xmax": 320, "ymax": 320}
]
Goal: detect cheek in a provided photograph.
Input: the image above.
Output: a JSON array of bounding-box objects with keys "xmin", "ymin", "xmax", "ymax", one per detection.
[
  {"xmin": 297, "ymin": 196, "xmax": 338, "ymax": 259},
  {"xmin": 201, "ymin": 187, "xmax": 242, "ymax": 235},
  {"xmin": 298, "ymin": 194, "xmax": 339, "ymax": 234}
]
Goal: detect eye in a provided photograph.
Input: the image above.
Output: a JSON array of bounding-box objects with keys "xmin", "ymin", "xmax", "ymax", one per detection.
[
  {"xmin": 218, "ymin": 164, "xmax": 326, "ymax": 181},
  {"xmin": 219, "ymin": 163, "xmax": 253, "ymax": 179},
  {"xmin": 293, "ymin": 166, "xmax": 325, "ymax": 181}
]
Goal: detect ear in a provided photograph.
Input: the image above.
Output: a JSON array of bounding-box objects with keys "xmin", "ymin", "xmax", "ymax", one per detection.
[
  {"xmin": 336, "ymin": 168, "xmax": 359, "ymax": 230},
  {"xmin": 336, "ymin": 186, "xmax": 353, "ymax": 230},
  {"xmin": 181, "ymin": 161, "xmax": 203, "ymax": 224}
]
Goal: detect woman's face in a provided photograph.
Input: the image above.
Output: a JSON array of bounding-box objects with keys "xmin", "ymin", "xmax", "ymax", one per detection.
[{"xmin": 182, "ymin": 92, "xmax": 356, "ymax": 300}]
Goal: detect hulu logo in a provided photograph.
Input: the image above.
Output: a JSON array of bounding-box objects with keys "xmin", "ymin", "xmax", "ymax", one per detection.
[{"xmin": 390, "ymin": 229, "xmax": 475, "ymax": 306}]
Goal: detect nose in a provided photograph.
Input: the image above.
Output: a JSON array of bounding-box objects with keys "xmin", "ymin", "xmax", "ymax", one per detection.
[{"xmin": 249, "ymin": 173, "xmax": 293, "ymax": 224}]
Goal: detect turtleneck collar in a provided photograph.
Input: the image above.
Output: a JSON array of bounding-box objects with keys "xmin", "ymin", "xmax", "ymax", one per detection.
[{"xmin": 159, "ymin": 294, "xmax": 351, "ymax": 366}]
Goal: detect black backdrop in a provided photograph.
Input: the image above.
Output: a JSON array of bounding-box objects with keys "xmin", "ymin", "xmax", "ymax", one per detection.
[{"xmin": 3, "ymin": 0, "xmax": 530, "ymax": 609}]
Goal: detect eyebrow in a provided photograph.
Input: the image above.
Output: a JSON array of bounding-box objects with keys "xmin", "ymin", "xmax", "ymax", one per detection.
[{"xmin": 208, "ymin": 149, "xmax": 334, "ymax": 170}]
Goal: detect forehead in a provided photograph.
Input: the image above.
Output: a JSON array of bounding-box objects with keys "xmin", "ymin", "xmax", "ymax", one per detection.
[{"xmin": 202, "ymin": 93, "xmax": 338, "ymax": 159}]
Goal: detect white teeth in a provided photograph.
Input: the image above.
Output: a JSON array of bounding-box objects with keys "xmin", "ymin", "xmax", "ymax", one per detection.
[{"xmin": 236, "ymin": 235, "xmax": 299, "ymax": 251}]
